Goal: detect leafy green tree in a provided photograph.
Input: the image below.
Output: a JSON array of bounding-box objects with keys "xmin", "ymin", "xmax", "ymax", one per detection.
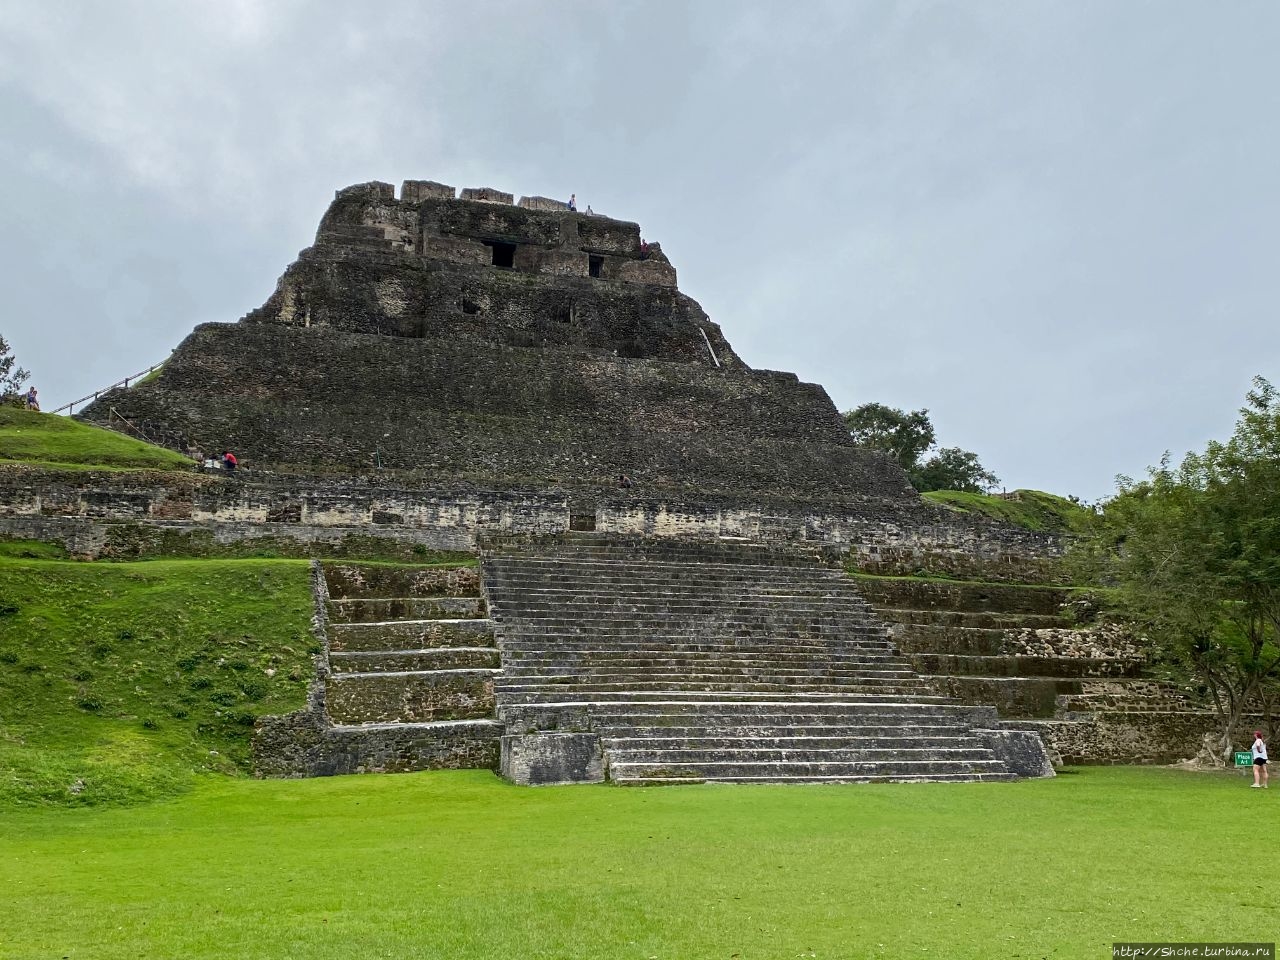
[
  {"xmin": 0, "ymin": 333, "xmax": 30, "ymax": 399},
  {"xmin": 914, "ymin": 446, "xmax": 1001, "ymax": 494},
  {"xmin": 1078, "ymin": 377, "xmax": 1280, "ymax": 760},
  {"xmin": 842, "ymin": 403, "xmax": 935, "ymax": 472},
  {"xmin": 842, "ymin": 403, "xmax": 998, "ymax": 492}
]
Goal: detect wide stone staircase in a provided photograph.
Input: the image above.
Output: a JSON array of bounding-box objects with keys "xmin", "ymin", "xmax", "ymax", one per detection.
[
  {"xmin": 315, "ymin": 562, "xmax": 502, "ymax": 772},
  {"xmin": 482, "ymin": 535, "xmax": 1041, "ymax": 784}
]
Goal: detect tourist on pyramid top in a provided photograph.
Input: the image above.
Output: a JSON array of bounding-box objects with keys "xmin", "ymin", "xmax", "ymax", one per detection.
[
  {"xmin": 222, "ymin": 450, "xmax": 238, "ymax": 474},
  {"xmin": 567, "ymin": 194, "xmax": 576, "ymax": 211},
  {"xmin": 1252, "ymin": 731, "xmax": 1268, "ymax": 788},
  {"xmin": 25, "ymin": 387, "xmax": 38, "ymax": 411},
  {"xmin": 585, "ymin": 204, "xmax": 594, "ymax": 215}
]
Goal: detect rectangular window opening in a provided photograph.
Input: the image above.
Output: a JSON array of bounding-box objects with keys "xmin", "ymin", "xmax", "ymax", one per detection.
[
  {"xmin": 486, "ymin": 241, "xmax": 516, "ymax": 268},
  {"xmin": 588, "ymin": 255, "xmax": 604, "ymax": 278}
]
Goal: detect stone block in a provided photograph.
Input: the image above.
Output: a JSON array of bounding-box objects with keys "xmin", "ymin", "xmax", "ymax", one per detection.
[
  {"xmin": 973, "ymin": 728, "xmax": 1055, "ymax": 778},
  {"xmin": 422, "ymin": 235, "xmax": 490, "ymax": 266},
  {"xmin": 402, "ymin": 180, "xmax": 456, "ymax": 203},
  {"xmin": 513, "ymin": 247, "xmax": 588, "ymax": 277},
  {"xmin": 518, "ymin": 195, "xmax": 569, "ymax": 212},
  {"xmin": 616, "ymin": 259, "xmax": 677, "ymax": 287},
  {"xmin": 500, "ymin": 732, "xmax": 604, "ymax": 785},
  {"xmin": 460, "ymin": 187, "xmax": 514, "ymax": 204},
  {"xmin": 575, "ymin": 216, "xmax": 641, "ymax": 255},
  {"xmin": 336, "ymin": 181, "xmax": 395, "ymax": 202}
]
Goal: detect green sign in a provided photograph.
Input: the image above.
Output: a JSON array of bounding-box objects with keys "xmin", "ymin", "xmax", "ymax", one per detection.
[{"xmin": 1234, "ymin": 751, "xmax": 1252, "ymax": 767}]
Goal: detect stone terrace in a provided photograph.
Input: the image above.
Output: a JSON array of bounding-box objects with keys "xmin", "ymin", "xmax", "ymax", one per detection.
[
  {"xmin": 857, "ymin": 574, "xmax": 1218, "ymax": 764},
  {"xmin": 483, "ymin": 535, "xmax": 1045, "ymax": 784}
]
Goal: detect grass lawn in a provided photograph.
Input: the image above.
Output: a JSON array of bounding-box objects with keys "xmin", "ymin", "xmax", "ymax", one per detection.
[
  {"xmin": 0, "ymin": 557, "xmax": 315, "ymax": 805},
  {"xmin": 0, "ymin": 407, "xmax": 192, "ymax": 471},
  {"xmin": 923, "ymin": 489, "xmax": 1091, "ymax": 533},
  {"xmin": 1, "ymin": 767, "xmax": 1275, "ymax": 960}
]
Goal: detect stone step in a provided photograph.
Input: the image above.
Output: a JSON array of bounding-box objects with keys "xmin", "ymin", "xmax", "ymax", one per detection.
[
  {"xmin": 483, "ymin": 543, "xmax": 836, "ymax": 569},
  {"xmin": 501, "ymin": 658, "xmax": 912, "ymax": 674},
  {"xmin": 878, "ymin": 608, "xmax": 1071, "ymax": 630},
  {"xmin": 497, "ymin": 679, "xmax": 931, "ymax": 696},
  {"xmin": 500, "ymin": 664, "xmax": 917, "ymax": 681},
  {"xmin": 491, "ymin": 609, "xmax": 880, "ymax": 624},
  {"xmin": 327, "ymin": 669, "xmax": 497, "ymax": 724},
  {"xmin": 501, "ymin": 698, "xmax": 986, "ymax": 716},
  {"xmin": 497, "ymin": 689, "xmax": 953, "ymax": 705},
  {"xmin": 319, "ymin": 718, "xmax": 501, "ymax": 774},
  {"xmin": 605, "ymin": 746, "xmax": 999, "ymax": 763},
  {"xmin": 499, "ymin": 666, "xmax": 918, "ymax": 683},
  {"xmin": 496, "ymin": 622, "xmax": 890, "ymax": 637},
  {"xmin": 608, "ymin": 759, "xmax": 1010, "ymax": 780},
  {"xmin": 327, "ymin": 597, "xmax": 487, "ymax": 623},
  {"xmin": 486, "ymin": 583, "xmax": 870, "ymax": 599},
  {"xmin": 890, "ymin": 625, "xmax": 1010, "ymax": 656},
  {"xmin": 499, "ymin": 700, "xmax": 998, "ymax": 731},
  {"xmin": 910, "ymin": 653, "xmax": 1144, "ymax": 679},
  {"xmin": 330, "ymin": 648, "xmax": 501, "ymax": 673},
  {"xmin": 614, "ymin": 771, "xmax": 1019, "ymax": 784},
  {"xmin": 494, "ymin": 640, "xmax": 896, "ymax": 655},
  {"xmin": 925, "ymin": 675, "xmax": 1081, "ymax": 719},
  {"xmin": 324, "ymin": 563, "xmax": 481, "ymax": 600},
  {"xmin": 602, "ymin": 732, "xmax": 979, "ymax": 749},
  {"xmin": 329, "ymin": 619, "xmax": 496, "ymax": 652},
  {"xmin": 853, "ymin": 577, "xmax": 1069, "ymax": 616}
]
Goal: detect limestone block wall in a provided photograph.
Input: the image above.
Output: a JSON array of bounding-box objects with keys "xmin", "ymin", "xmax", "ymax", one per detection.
[{"xmin": 0, "ymin": 466, "xmax": 1063, "ymax": 585}]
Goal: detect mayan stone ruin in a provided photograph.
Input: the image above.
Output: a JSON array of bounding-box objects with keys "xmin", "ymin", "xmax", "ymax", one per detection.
[{"xmin": 1, "ymin": 179, "xmax": 1231, "ymax": 782}]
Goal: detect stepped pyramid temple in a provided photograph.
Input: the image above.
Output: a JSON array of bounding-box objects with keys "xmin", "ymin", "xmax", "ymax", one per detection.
[{"xmin": 3, "ymin": 180, "xmax": 1226, "ymax": 782}]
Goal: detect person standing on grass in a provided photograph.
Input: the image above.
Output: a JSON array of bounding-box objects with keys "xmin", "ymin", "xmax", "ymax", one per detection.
[{"xmin": 1252, "ymin": 731, "xmax": 1268, "ymax": 788}]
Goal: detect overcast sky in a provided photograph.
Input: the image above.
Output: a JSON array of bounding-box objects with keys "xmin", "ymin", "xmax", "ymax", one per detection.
[{"xmin": 2, "ymin": 1, "xmax": 1276, "ymax": 500}]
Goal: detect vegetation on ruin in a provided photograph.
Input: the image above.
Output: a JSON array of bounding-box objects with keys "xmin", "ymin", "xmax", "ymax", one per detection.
[
  {"xmin": 1073, "ymin": 377, "xmax": 1280, "ymax": 756},
  {"xmin": 2, "ymin": 767, "xmax": 1273, "ymax": 959},
  {"xmin": 923, "ymin": 488, "xmax": 1093, "ymax": 533},
  {"xmin": 0, "ymin": 556, "xmax": 315, "ymax": 806},
  {"xmin": 0, "ymin": 407, "xmax": 193, "ymax": 471}
]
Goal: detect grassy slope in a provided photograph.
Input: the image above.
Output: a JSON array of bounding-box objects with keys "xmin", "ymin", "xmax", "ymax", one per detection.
[
  {"xmin": 0, "ymin": 407, "xmax": 192, "ymax": 471},
  {"xmin": 1, "ymin": 767, "xmax": 1275, "ymax": 960},
  {"xmin": 923, "ymin": 488, "xmax": 1091, "ymax": 533},
  {"xmin": 0, "ymin": 557, "xmax": 315, "ymax": 806}
]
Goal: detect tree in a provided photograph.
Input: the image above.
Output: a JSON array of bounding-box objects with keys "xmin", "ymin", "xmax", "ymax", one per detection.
[
  {"xmin": 842, "ymin": 403, "xmax": 935, "ymax": 472},
  {"xmin": 913, "ymin": 446, "xmax": 1001, "ymax": 494},
  {"xmin": 0, "ymin": 333, "xmax": 29, "ymax": 399},
  {"xmin": 842, "ymin": 403, "xmax": 998, "ymax": 492},
  {"xmin": 1077, "ymin": 377, "xmax": 1280, "ymax": 761}
]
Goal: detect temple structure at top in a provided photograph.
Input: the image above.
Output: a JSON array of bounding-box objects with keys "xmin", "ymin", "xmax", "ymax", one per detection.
[{"xmin": 81, "ymin": 179, "xmax": 913, "ymax": 505}]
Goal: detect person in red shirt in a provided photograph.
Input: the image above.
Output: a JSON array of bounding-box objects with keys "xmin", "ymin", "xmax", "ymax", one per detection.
[{"xmin": 221, "ymin": 451, "xmax": 238, "ymax": 473}]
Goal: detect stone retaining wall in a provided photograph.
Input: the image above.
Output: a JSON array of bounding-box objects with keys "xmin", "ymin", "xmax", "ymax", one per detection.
[{"xmin": 0, "ymin": 466, "xmax": 1063, "ymax": 581}]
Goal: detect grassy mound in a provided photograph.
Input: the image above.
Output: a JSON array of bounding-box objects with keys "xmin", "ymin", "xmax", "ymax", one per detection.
[
  {"xmin": 0, "ymin": 557, "xmax": 315, "ymax": 806},
  {"xmin": 0, "ymin": 407, "xmax": 192, "ymax": 471},
  {"xmin": 0, "ymin": 767, "xmax": 1268, "ymax": 959},
  {"xmin": 923, "ymin": 488, "xmax": 1091, "ymax": 533}
]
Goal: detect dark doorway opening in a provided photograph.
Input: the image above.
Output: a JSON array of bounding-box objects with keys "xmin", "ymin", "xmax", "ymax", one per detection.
[
  {"xmin": 487, "ymin": 241, "xmax": 516, "ymax": 268},
  {"xmin": 588, "ymin": 255, "xmax": 604, "ymax": 278}
]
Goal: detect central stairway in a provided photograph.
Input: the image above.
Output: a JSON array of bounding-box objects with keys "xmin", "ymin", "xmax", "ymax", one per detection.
[{"xmin": 483, "ymin": 535, "xmax": 1026, "ymax": 784}]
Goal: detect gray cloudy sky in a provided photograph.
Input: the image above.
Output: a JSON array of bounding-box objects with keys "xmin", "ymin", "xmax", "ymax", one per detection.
[{"xmin": 2, "ymin": 1, "xmax": 1277, "ymax": 500}]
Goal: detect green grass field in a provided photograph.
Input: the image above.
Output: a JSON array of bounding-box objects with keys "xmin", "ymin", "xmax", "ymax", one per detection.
[
  {"xmin": 0, "ymin": 557, "xmax": 315, "ymax": 806},
  {"xmin": 923, "ymin": 489, "xmax": 1091, "ymax": 533},
  {"xmin": 1, "ymin": 767, "xmax": 1274, "ymax": 960},
  {"xmin": 0, "ymin": 407, "xmax": 193, "ymax": 471}
]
